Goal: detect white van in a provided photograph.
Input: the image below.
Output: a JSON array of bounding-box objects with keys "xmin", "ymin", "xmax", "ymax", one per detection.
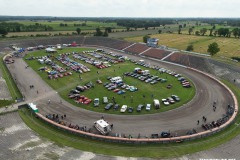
[
  {"xmin": 153, "ymin": 99, "xmax": 160, "ymax": 109},
  {"xmin": 94, "ymin": 119, "xmax": 111, "ymax": 135}
]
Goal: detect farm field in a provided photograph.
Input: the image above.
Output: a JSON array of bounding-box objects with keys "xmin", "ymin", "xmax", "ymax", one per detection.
[
  {"xmin": 24, "ymin": 48, "xmax": 195, "ymax": 115},
  {"xmin": 125, "ymin": 33, "xmax": 240, "ymax": 58}
]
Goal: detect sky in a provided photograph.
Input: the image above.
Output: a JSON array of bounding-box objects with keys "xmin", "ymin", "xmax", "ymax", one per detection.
[{"xmin": 0, "ymin": 0, "xmax": 239, "ymax": 18}]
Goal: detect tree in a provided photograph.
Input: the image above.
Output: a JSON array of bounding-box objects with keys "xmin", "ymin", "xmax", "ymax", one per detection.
[
  {"xmin": 213, "ymin": 30, "xmax": 218, "ymax": 36},
  {"xmin": 188, "ymin": 27, "xmax": 193, "ymax": 35},
  {"xmin": 105, "ymin": 27, "xmax": 112, "ymax": 33},
  {"xmin": 76, "ymin": 28, "xmax": 81, "ymax": 35},
  {"xmin": 94, "ymin": 28, "xmax": 103, "ymax": 36},
  {"xmin": 186, "ymin": 44, "xmax": 194, "ymax": 51},
  {"xmin": 158, "ymin": 30, "xmax": 162, "ymax": 34},
  {"xmin": 178, "ymin": 25, "xmax": 182, "ymax": 34},
  {"xmin": 126, "ymin": 27, "xmax": 130, "ymax": 31},
  {"xmin": 218, "ymin": 28, "xmax": 229, "ymax": 37},
  {"xmin": 143, "ymin": 35, "xmax": 150, "ymax": 43},
  {"xmin": 209, "ymin": 29, "xmax": 213, "ymax": 36},
  {"xmin": 195, "ymin": 31, "xmax": 200, "ymax": 36},
  {"xmin": 200, "ymin": 28, "xmax": 207, "ymax": 36},
  {"xmin": 0, "ymin": 27, "xmax": 8, "ymax": 37},
  {"xmin": 207, "ymin": 42, "xmax": 220, "ymax": 56},
  {"xmin": 103, "ymin": 31, "xmax": 108, "ymax": 37},
  {"xmin": 232, "ymin": 28, "xmax": 239, "ymax": 38}
]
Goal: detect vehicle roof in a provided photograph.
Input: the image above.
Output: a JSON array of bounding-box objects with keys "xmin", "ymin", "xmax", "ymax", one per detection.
[{"xmin": 95, "ymin": 120, "xmax": 109, "ymax": 128}]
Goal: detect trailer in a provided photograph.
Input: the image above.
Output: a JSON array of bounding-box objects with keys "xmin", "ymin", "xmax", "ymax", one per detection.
[{"xmin": 94, "ymin": 119, "xmax": 112, "ymax": 135}]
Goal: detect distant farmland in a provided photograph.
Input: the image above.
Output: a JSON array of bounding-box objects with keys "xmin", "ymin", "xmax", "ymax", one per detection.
[
  {"xmin": 8, "ymin": 20, "xmax": 124, "ymax": 31},
  {"xmin": 125, "ymin": 33, "xmax": 240, "ymax": 58}
]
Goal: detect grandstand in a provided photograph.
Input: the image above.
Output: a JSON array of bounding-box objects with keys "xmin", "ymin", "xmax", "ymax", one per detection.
[
  {"xmin": 165, "ymin": 53, "xmax": 212, "ymax": 73},
  {"xmin": 142, "ymin": 48, "xmax": 171, "ymax": 59},
  {"xmin": 124, "ymin": 43, "xmax": 150, "ymax": 54}
]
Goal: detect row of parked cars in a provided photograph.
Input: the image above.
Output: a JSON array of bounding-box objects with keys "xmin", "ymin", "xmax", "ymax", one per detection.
[
  {"xmin": 178, "ymin": 77, "xmax": 191, "ymax": 88},
  {"xmin": 162, "ymin": 95, "xmax": 180, "ymax": 105},
  {"xmin": 73, "ymin": 52, "xmax": 110, "ymax": 69},
  {"xmin": 84, "ymin": 50, "xmax": 124, "ymax": 64},
  {"xmin": 35, "ymin": 55, "xmax": 74, "ymax": 80},
  {"xmin": 56, "ymin": 54, "xmax": 90, "ymax": 73},
  {"xmin": 68, "ymin": 82, "xmax": 95, "ymax": 104},
  {"xmin": 124, "ymin": 72, "xmax": 167, "ymax": 85},
  {"xmin": 103, "ymin": 81, "xmax": 138, "ymax": 94}
]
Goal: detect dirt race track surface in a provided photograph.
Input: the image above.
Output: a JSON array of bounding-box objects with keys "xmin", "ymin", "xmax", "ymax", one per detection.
[{"xmin": 6, "ymin": 47, "xmax": 234, "ymax": 137}]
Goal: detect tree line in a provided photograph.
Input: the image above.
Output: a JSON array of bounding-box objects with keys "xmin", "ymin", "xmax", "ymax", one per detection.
[
  {"xmin": 186, "ymin": 26, "xmax": 240, "ymax": 38},
  {"xmin": 115, "ymin": 19, "xmax": 174, "ymax": 29},
  {"xmin": 0, "ymin": 22, "xmax": 53, "ymax": 36}
]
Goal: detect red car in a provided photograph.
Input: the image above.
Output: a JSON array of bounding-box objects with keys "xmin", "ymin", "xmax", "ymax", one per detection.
[{"xmin": 113, "ymin": 89, "xmax": 120, "ymax": 92}]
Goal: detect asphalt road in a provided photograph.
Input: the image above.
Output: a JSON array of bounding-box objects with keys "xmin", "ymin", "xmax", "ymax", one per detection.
[{"xmin": 7, "ymin": 48, "xmax": 234, "ymax": 137}]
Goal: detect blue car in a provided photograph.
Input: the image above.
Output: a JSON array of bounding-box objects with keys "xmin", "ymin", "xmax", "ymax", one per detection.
[{"xmin": 117, "ymin": 90, "xmax": 126, "ymax": 95}]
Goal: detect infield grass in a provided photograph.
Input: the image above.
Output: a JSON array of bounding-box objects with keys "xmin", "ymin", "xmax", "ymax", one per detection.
[{"xmin": 24, "ymin": 48, "xmax": 195, "ymax": 114}]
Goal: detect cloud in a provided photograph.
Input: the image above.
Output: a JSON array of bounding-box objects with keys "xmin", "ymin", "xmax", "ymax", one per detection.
[{"xmin": 0, "ymin": 0, "xmax": 239, "ymax": 17}]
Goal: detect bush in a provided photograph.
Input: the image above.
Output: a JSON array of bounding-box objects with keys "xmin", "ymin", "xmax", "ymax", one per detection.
[
  {"xmin": 186, "ymin": 44, "xmax": 194, "ymax": 51},
  {"xmin": 231, "ymin": 57, "xmax": 240, "ymax": 61}
]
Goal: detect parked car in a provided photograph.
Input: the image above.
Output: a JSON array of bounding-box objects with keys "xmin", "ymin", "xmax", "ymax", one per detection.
[
  {"xmin": 113, "ymin": 104, "xmax": 120, "ymax": 110},
  {"xmin": 117, "ymin": 90, "xmax": 126, "ymax": 95},
  {"xmin": 162, "ymin": 99, "xmax": 170, "ymax": 105},
  {"xmin": 94, "ymin": 98, "xmax": 100, "ymax": 107},
  {"xmin": 171, "ymin": 95, "xmax": 180, "ymax": 102},
  {"xmin": 146, "ymin": 104, "xmax": 151, "ymax": 111},
  {"xmin": 166, "ymin": 84, "xmax": 172, "ymax": 89},
  {"xmin": 105, "ymin": 103, "xmax": 113, "ymax": 110},
  {"xmin": 120, "ymin": 105, "xmax": 127, "ymax": 112},
  {"xmin": 167, "ymin": 97, "xmax": 175, "ymax": 104},
  {"xmin": 103, "ymin": 97, "xmax": 108, "ymax": 104},
  {"xmin": 128, "ymin": 107, "xmax": 134, "ymax": 113},
  {"xmin": 137, "ymin": 104, "xmax": 144, "ymax": 112}
]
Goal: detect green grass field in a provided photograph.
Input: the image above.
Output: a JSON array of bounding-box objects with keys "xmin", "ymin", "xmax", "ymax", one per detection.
[
  {"xmin": 18, "ymin": 79, "xmax": 240, "ymax": 158},
  {"xmin": 0, "ymin": 55, "xmax": 22, "ymax": 107},
  {"xmin": 125, "ymin": 33, "xmax": 240, "ymax": 58},
  {"xmin": 24, "ymin": 48, "xmax": 195, "ymax": 114}
]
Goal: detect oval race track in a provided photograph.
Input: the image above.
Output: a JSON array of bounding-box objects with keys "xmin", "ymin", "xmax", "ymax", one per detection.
[{"xmin": 6, "ymin": 46, "xmax": 236, "ymax": 138}]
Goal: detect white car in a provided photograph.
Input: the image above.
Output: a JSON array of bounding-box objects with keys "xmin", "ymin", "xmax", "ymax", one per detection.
[
  {"xmin": 120, "ymin": 105, "xmax": 128, "ymax": 113},
  {"xmin": 94, "ymin": 98, "xmax": 100, "ymax": 107},
  {"xmin": 162, "ymin": 99, "xmax": 170, "ymax": 105},
  {"xmin": 146, "ymin": 104, "xmax": 151, "ymax": 111}
]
